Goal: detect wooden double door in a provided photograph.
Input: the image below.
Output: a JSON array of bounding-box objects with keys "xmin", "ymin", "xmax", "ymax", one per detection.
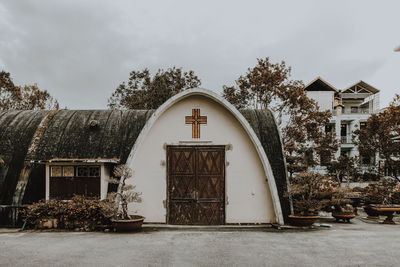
[{"xmin": 167, "ymin": 146, "xmax": 225, "ymax": 225}]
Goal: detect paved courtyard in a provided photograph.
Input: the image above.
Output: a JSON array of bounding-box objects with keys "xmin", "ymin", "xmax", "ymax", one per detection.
[{"xmin": 1, "ymin": 217, "xmax": 400, "ymax": 267}]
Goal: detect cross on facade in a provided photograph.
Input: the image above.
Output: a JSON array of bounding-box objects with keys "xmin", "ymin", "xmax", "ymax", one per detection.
[{"xmin": 185, "ymin": 109, "xmax": 207, "ymax": 138}]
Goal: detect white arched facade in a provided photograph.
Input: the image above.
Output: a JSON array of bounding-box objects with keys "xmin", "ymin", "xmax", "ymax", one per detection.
[{"xmin": 126, "ymin": 88, "xmax": 284, "ymax": 225}]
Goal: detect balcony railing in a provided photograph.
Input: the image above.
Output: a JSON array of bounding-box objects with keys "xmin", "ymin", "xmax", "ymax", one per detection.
[
  {"xmin": 341, "ymin": 135, "xmax": 352, "ymax": 144},
  {"xmin": 333, "ymin": 108, "xmax": 371, "ymax": 116},
  {"xmin": 343, "ymin": 108, "xmax": 370, "ymax": 114},
  {"xmin": 341, "ymin": 93, "xmax": 371, "ymax": 99}
]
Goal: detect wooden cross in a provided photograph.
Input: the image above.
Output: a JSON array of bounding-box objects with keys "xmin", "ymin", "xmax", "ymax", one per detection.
[{"xmin": 185, "ymin": 109, "xmax": 207, "ymax": 138}]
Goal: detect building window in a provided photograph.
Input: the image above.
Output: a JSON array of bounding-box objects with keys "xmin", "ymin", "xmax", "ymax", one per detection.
[
  {"xmin": 351, "ymin": 106, "xmax": 358, "ymax": 113},
  {"xmin": 49, "ymin": 165, "xmax": 101, "ymax": 200},
  {"xmin": 325, "ymin": 125, "xmax": 333, "ymax": 133},
  {"xmin": 385, "ymin": 164, "xmax": 399, "ymax": 178},
  {"xmin": 341, "ymin": 124, "xmax": 347, "ymax": 136},
  {"xmin": 360, "ymin": 121, "xmax": 367, "ymax": 129}
]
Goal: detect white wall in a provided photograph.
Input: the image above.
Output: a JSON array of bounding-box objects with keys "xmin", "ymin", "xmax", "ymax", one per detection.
[
  {"xmin": 306, "ymin": 91, "xmax": 334, "ymax": 111},
  {"xmin": 129, "ymin": 95, "xmax": 276, "ymax": 224}
]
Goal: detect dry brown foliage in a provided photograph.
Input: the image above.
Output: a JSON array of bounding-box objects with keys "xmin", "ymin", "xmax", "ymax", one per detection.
[
  {"xmin": 288, "ymin": 172, "xmax": 333, "ymax": 215},
  {"xmin": 222, "ymin": 58, "xmax": 337, "ymax": 176},
  {"xmin": 0, "ymin": 71, "xmax": 59, "ymax": 110},
  {"xmin": 108, "ymin": 67, "xmax": 201, "ymax": 109},
  {"xmin": 353, "ymin": 94, "xmax": 400, "ymax": 181},
  {"xmin": 22, "ymin": 195, "xmax": 116, "ymax": 230}
]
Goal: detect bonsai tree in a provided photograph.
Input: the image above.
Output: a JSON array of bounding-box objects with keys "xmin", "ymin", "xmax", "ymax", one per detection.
[
  {"xmin": 289, "ymin": 172, "xmax": 332, "ymax": 216},
  {"xmin": 107, "ymin": 165, "xmax": 142, "ymax": 219},
  {"xmin": 363, "ymin": 177, "xmax": 399, "ymax": 205},
  {"xmin": 330, "ymin": 187, "xmax": 354, "ymax": 214},
  {"xmin": 326, "ymin": 156, "xmax": 359, "ymax": 214},
  {"xmin": 327, "ymin": 155, "xmax": 359, "ymax": 184}
]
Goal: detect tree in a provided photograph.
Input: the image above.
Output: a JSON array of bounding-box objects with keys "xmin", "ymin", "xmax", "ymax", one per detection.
[
  {"xmin": 108, "ymin": 67, "xmax": 201, "ymax": 109},
  {"xmin": 353, "ymin": 94, "xmax": 400, "ymax": 181},
  {"xmin": 223, "ymin": 58, "xmax": 337, "ymax": 177},
  {"xmin": 107, "ymin": 165, "xmax": 142, "ymax": 220},
  {"xmin": 0, "ymin": 71, "xmax": 59, "ymax": 110},
  {"xmin": 327, "ymin": 155, "xmax": 359, "ymax": 184}
]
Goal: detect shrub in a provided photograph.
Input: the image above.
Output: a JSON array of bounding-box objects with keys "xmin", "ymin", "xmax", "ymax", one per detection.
[
  {"xmin": 22, "ymin": 195, "xmax": 116, "ymax": 230},
  {"xmin": 289, "ymin": 172, "xmax": 333, "ymax": 216},
  {"xmin": 363, "ymin": 177, "xmax": 399, "ymax": 205}
]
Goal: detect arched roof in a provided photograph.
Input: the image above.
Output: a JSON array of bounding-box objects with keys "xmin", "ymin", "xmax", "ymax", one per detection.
[
  {"xmin": 0, "ymin": 89, "xmax": 290, "ymax": 225},
  {"xmin": 126, "ymin": 88, "xmax": 288, "ymax": 224},
  {"xmin": 0, "ymin": 110, "xmax": 153, "ymax": 210}
]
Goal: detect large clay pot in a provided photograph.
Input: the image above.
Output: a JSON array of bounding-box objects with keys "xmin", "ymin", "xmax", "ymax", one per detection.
[
  {"xmin": 288, "ymin": 215, "xmax": 319, "ymax": 227},
  {"xmin": 111, "ymin": 215, "xmax": 145, "ymax": 232},
  {"xmin": 369, "ymin": 205, "xmax": 400, "ymax": 224},
  {"xmin": 332, "ymin": 212, "xmax": 356, "ymax": 223},
  {"xmin": 363, "ymin": 205, "xmax": 380, "ymax": 218}
]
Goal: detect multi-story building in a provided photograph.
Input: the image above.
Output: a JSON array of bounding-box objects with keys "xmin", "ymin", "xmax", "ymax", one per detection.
[{"xmin": 305, "ymin": 77, "xmax": 380, "ymax": 165}]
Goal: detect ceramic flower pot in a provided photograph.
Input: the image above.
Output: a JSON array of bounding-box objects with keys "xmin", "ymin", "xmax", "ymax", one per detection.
[
  {"xmin": 369, "ymin": 205, "xmax": 400, "ymax": 224},
  {"xmin": 288, "ymin": 215, "xmax": 319, "ymax": 227},
  {"xmin": 332, "ymin": 212, "xmax": 355, "ymax": 223},
  {"xmin": 111, "ymin": 215, "xmax": 145, "ymax": 232},
  {"xmin": 363, "ymin": 205, "xmax": 380, "ymax": 218}
]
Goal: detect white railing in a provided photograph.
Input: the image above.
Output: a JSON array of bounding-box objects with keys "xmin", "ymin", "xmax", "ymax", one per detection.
[
  {"xmin": 341, "ymin": 93, "xmax": 371, "ymax": 99},
  {"xmin": 343, "ymin": 108, "xmax": 370, "ymax": 114},
  {"xmin": 341, "ymin": 135, "xmax": 352, "ymax": 144}
]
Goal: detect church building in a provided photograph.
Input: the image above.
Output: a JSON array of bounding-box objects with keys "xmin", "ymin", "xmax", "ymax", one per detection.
[{"xmin": 0, "ymin": 89, "xmax": 290, "ymax": 226}]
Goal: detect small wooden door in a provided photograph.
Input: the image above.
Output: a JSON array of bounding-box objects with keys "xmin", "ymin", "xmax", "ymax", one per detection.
[{"xmin": 167, "ymin": 146, "xmax": 225, "ymax": 225}]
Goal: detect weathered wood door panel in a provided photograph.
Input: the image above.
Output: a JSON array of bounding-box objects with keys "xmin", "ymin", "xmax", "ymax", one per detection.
[{"xmin": 167, "ymin": 146, "xmax": 225, "ymax": 225}]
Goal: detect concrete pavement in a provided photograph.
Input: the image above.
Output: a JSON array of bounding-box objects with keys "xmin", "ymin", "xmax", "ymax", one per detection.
[{"xmin": 1, "ymin": 218, "xmax": 400, "ymax": 267}]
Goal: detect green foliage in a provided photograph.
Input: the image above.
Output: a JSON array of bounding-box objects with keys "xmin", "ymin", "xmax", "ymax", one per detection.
[
  {"xmin": 22, "ymin": 195, "xmax": 116, "ymax": 230},
  {"xmin": 0, "ymin": 71, "xmax": 59, "ymax": 110},
  {"xmin": 108, "ymin": 67, "xmax": 201, "ymax": 109}
]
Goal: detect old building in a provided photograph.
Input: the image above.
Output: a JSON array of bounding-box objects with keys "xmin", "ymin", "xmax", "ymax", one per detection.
[{"xmin": 0, "ymin": 89, "xmax": 290, "ymax": 226}]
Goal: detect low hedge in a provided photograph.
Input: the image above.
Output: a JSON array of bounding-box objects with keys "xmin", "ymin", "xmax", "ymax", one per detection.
[{"xmin": 22, "ymin": 195, "xmax": 116, "ymax": 231}]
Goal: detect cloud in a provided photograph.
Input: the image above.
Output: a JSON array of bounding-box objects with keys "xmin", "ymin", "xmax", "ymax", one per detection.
[
  {"xmin": 0, "ymin": 1, "xmax": 138, "ymax": 108},
  {"xmin": 0, "ymin": 0, "xmax": 399, "ymax": 109}
]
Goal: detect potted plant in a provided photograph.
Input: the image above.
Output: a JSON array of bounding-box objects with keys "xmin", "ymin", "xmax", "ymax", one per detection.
[
  {"xmin": 363, "ymin": 182, "xmax": 383, "ymax": 218},
  {"xmin": 108, "ymin": 165, "xmax": 144, "ymax": 231},
  {"xmin": 288, "ymin": 172, "xmax": 331, "ymax": 226},
  {"xmin": 330, "ymin": 187, "xmax": 356, "ymax": 223},
  {"xmin": 363, "ymin": 177, "xmax": 400, "ymax": 224}
]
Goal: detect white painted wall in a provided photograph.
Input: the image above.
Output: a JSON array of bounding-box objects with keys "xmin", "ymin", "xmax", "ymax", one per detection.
[
  {"xmin": 306, "ymin": 91, "xmax": 334, "ymax": 111},
  {"xmin": 129, "ymin": 95, "xmax": 276, "ymax": 224}
]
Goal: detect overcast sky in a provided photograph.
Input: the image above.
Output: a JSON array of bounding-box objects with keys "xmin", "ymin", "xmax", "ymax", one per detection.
[{"xmin": 0, "ymin": 0, "xmax": 399, "ymax": 109}]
